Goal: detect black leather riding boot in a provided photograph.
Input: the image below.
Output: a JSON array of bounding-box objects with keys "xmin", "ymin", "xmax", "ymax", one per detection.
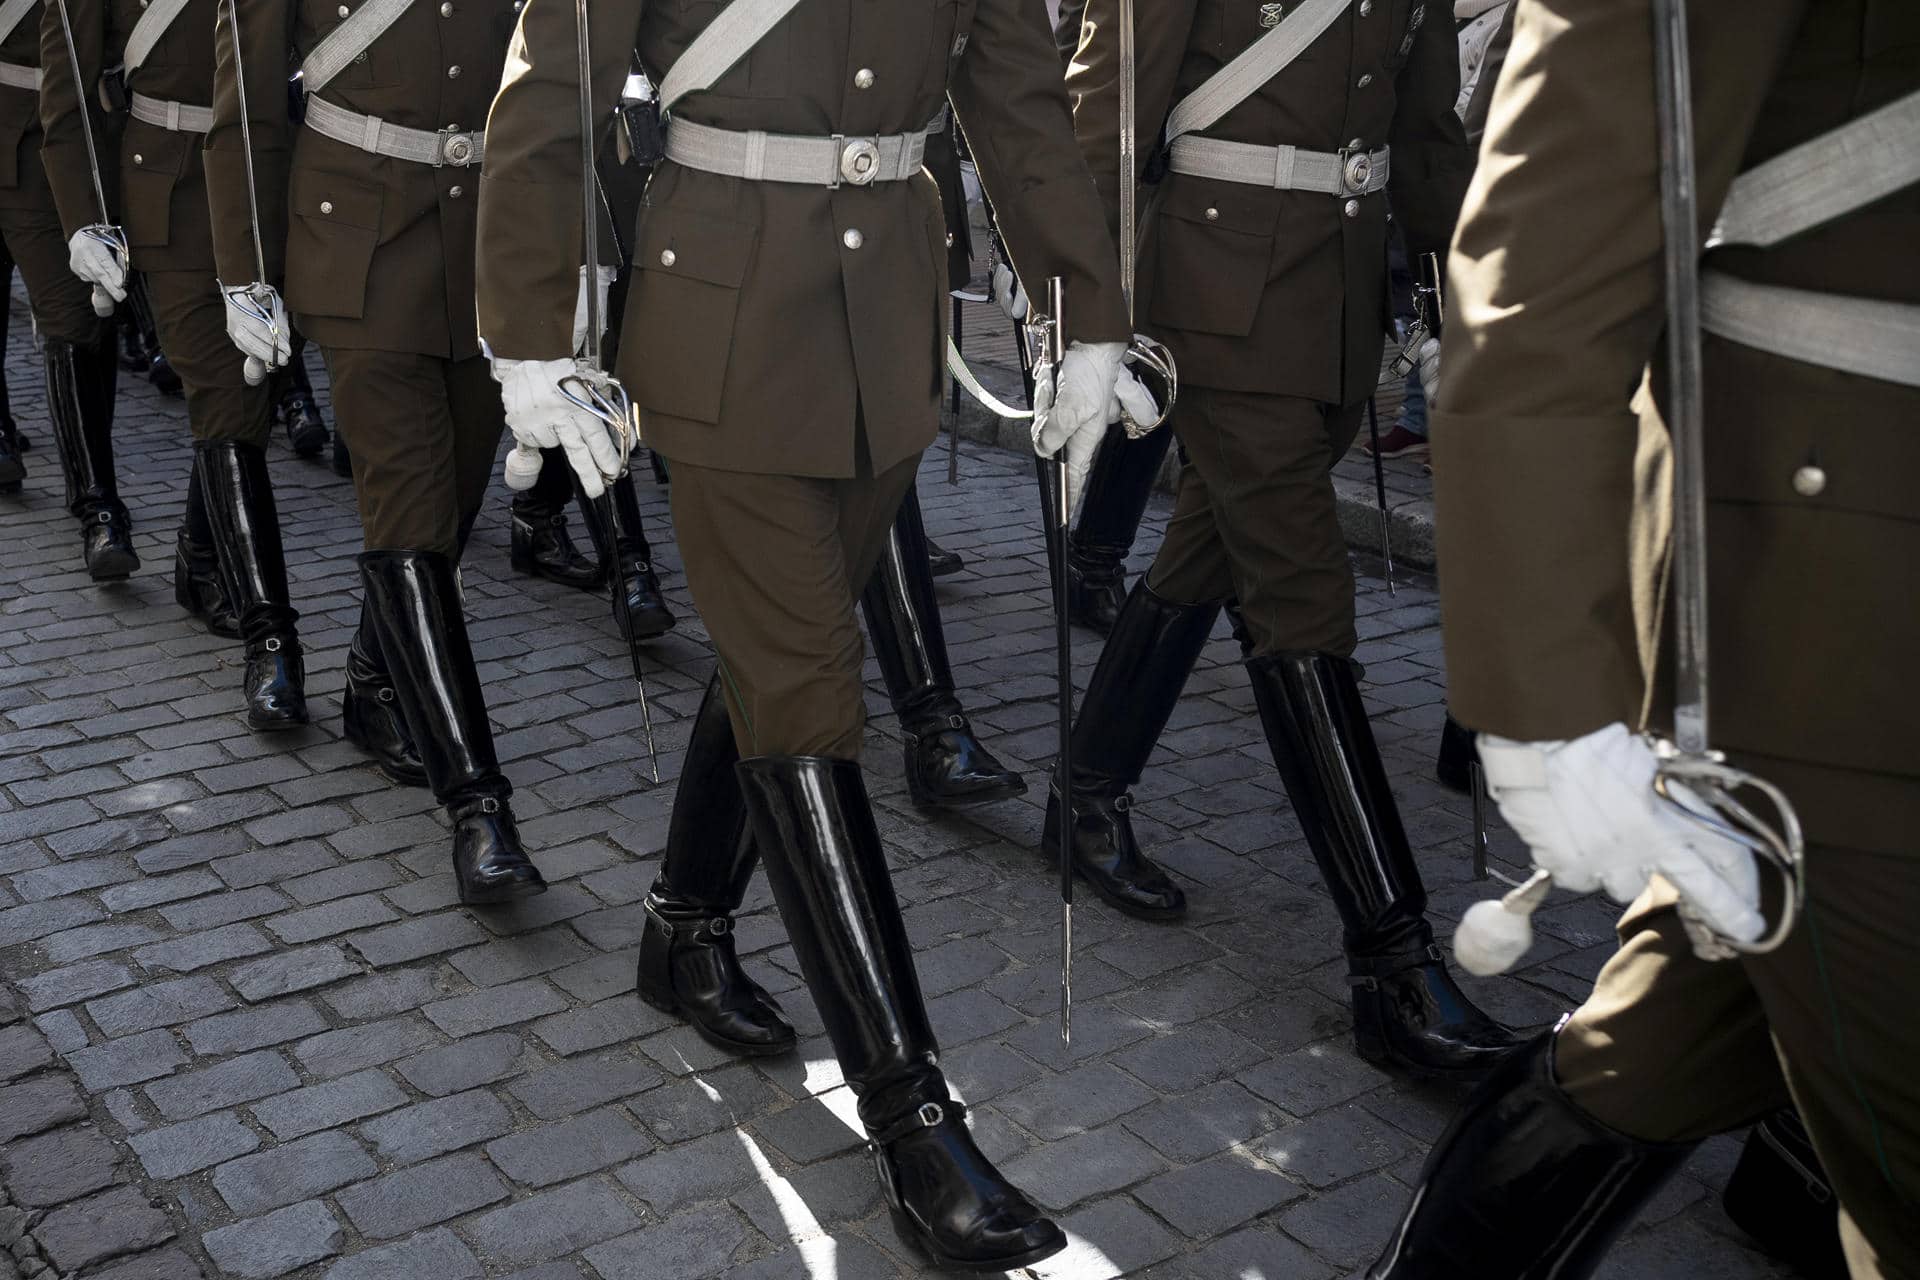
[
  {"xmin": 342, "ymin": 606, "xmax": 427, "ymax": 787},
  {"xmin": 1247, "ymin": 652, "xmax": 1521, "ymax": 1079},
  {"xmin": 1436, "ymin": 712, "xmax": 1477, "ymax": 794},
  {"xmin": 359, "ymin": 550, "xmax": 546, "ymax": 905},
  {"xmin": 330, "ymin": 428, "xmax": 352, "ymax": 478},
  {"xmin": 636, "ymin": 672, "xmax": 795, "ymax": 1056},
  {"xmin": 197, "ymin": 442, "xmax": 308, "ymax": 730},
  {"xmin": 122, "ymin": 277, "xmax": 181, "ymax": 397},
  {"xmin": 1042, "ymin": 581, "xmax": 1218, "ymax": 919},
  {"xmin": 1370, "ymin": 1033, "xmax": 1691, "ymax": 1278},
  {"xmin": 576, "ymin": 468, "xmax": 677, "ymax": 641},
  {"xmin": 273, "ymin": 335, "xmax": 328, "ymax": 456},
  {"xmin": 0, "ymin": 364, "xmax": 21, "ymax": 490},
  {"xmin": 1065, "ymin": 423, "xmax": 1172, "ymax": 635},
  {"xmin": 174, "ymin": 454, "xmax": 239, "ymax": 637},
  {"xmin": 47, "ymin": 335, "xmax": 138, "ymax": 580},
  {"xmin": 861, "ymin": 484, "xmax": 1024, "ymax": 809},
  {"xmin": 511, "ymin": 452, "xmax": 603, "ymax": 588},
  {"xmin": 925, "ymin": 534, "xmax": 963, "ymax": 578},
  {"xmin": 738, "ymin": 756, "xmax": 1065, "ymax": 1273}
]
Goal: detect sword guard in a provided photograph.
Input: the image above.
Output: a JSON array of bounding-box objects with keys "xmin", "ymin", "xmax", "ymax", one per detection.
[
  {"xmin": 558, "ymin": 364, "xmax": 637, "ymax": 485},
  {"xmin": 1120, "ymin": 333, "xmax": 1177, "ymax": 438}
]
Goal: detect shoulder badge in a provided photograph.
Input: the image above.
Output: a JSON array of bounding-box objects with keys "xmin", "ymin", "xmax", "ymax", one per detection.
[{"xmin": 1259, "ymin": 3, "xmax": 1283, "ymax": 28}]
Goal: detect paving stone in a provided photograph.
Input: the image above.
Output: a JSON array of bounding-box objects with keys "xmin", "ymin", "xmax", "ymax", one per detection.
[
  {"xmin": 447, "ymin": 927, "xmax": 596, "ymax": 988},
  {"xmin": 1122, "ymin": 1080, "xmax": 1290, "ymax": 1164},
  {"xmin": 0, "ymin": 1073, "xmax": 88, "ymax": 1142},
  {"xmin": 213, "ymin": 1130, "xmax": 380, "ymax": 1216},
  {"xmin": 202, "ymin": 1201, "xmax": 344, "ymax": 1279},
  {"xmin": 1274, "ymin": 1173, "xmax": 1410, "ymax": 1270},
  {"xmin": 322, "ymin": 1229, "xmax": 482, "ymax": 1280},
  {"xmin": 133, "ymin": 921, "xmax": 273, "ymax": 973},
  {"xmin": 507, "ymin": 1050, "xmax": 662, "ymax": 1120},
  {"xmin": 1111, "ymin": 1022, "xmax": 1269, "ymax": 1094},
  {"xmin": 617, "ymin": 1128, "xmax": 761, "ymax": 1215},
  {"xmin": 34, "ymin": 1006, "xmax": 88, "ymax": 1052},
  {"xmin": 423, "ymin": 975, "xmax": 568, "ymax": 1037},
  {"xmin": 748, "ymin": 1092, "xmax": 865, "ymax": 1165},
  {"xmin": 1002, "ymin": 1127, "xmax": 1169, "ymax": 1211},
  {"xmin": 252, "ymin": 1068, "xmax": 410, "ymax": 1140},
  {"xmin": 1249, "ymin": 1105, "xmax": 1411, "ymax": 1191},
  {"xmin": 157, "ymin": 885, "xmax": 289, "ymax": 932},
  {"xmin": 1135, "ymin": 1151, "xmax": 1307, "ymax": 1240},
  {"xmin": 531, "ymin": 995, "xmax": 674, "ymax": 1057},
  {"xmin": 0, "ymin": 1019, "xmax": 53, "ymax": 1079},
  {"xmin": 17, "ymin": 958, "xmax": 133, "ymax": 1012},
  {"xmin": 719, "ymin": 1236, "xmax": 904, "ymax": 1280},
  {"xmin": 184, "ymin": 1000, "xmax": 332, "ymax": 1056},
  {"xmin": 88, "ymin": 976, "xmax": 235, "ymax": 1037},
  {"xmin": 86, "ymin": 1246, "xmax": 209, "ymax": 1280},
  {"xmin": 461, "ymin": 1178, "xmax": 642, "ymax": 1269},
  {"xmin": 334, "ymin": 1151, "xmax": 510, "ymax": 1240},
  {"xmin": 69, "ymin": 1029, "xmax": 189, "ymax": 1091},
  {"xmin": 584, "ymin": 1202, "xmax": 756, "ymax": 1280},
  {"xmin": 11, "ymin": 855, "xmax": 139, "ymax": 901},
  {"xmin": 129, "ymin": 1112, "xmax": 263, "ymax": 1179},
  {"xmin": 729, "ymin": 1152, "xmax": 882, "ymax": 1242},
  {"xmin": 1172, "ymin": 1224, "xmax": 1334, "ymax": 1280},
  {"xmin": 35, "ymin": 1186, "xmax": 177, "ymax": 1273},
  {"xmin": 229, "ymin": 944, "xmax": 362, "ymax": 1002},
  {"xmin": 321, "ymin": 968, "xmax": 456, "ymax": 1021},
  {"xmin": 359, "ymin": 1089, "xmax": 514, "ymax": 1165},
  {"xmin": 294, "ymin": 1016, "xmax": 440, "ymax": 1079},
  {"xmin": 0, "ymin": 897, "xmax": 105, "ymax": 946},
  {"xmin": 0, "ymin": 1123, "xmax": 122, "ymax": 1206},
  {"xmin": 487, "ymin": 1105, "xmax": 654, "ymax": 1187},
  {"xmin": 281, "ymin": 861, "xmax": 403, "ymax": 907},
  {"xmin": 1240, "ymin": 1041, "xmax": 1395, "ymax": 1118},
  {"xmin": 996, "ymin": 1060, "xmax": 1158, "ymax": 1141},
  {"xmin": 394, "ymin": 1031, "xmax": 531, "ymax": 1096},
  {"xmin": 42, "ymin": 920, "xmax": 167, "ymax": 963},
  {"xmin": 266, "ymin": 895, "xmax": 398, "ymax": 944},
  {"xmin": 635, "ymin": 1066, "xmax": 786, "ymax": 1145},
  {"xmin": 146, "ymin": 1050, "xmax": 302, "ymax": 1121},
  {"xmin": 1032, "ymin": 1196, "xmax": 1188, "ymax": 1280},
  {"xmin": 347, "ymin": 913, "xmax": 488, "ymax": 967}
]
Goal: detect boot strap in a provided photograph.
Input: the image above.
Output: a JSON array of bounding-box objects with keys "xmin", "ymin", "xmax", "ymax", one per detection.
[
  {"xmin": 869, "ymin": 1099, "xmax": 966, "ymax": 1148},
  {"xmin": 643, "ymin": 896, "xmax": 733, "ymax": 941},
  {"xmin": 1347, "ymin": 942, "xmax": 1444, "ymax": 991}
]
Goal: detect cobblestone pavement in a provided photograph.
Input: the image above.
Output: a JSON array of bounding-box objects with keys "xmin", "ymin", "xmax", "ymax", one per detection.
[{"xmin": 0, "ymin": 296, "xmax": 1791, "ymax": 1278}]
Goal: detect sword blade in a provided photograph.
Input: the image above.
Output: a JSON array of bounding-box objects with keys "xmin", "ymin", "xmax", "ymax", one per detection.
[
  {"xmin": 49, "ymin": 0, "xmax": 111, "ymax": 226},
  {"xmin": 218, "ymin": 0, "xmax": 271, "ymax": 286},
  {"xmin": 574, "ymin": 0, "xmax": 603, "ymax": 370},
  {"xmin": 1365, "ymin": 396, "xmax": 1394, "ymax": 595},
  {"xmin": 591, "ymin": 489, "xmax": 661, "ymax": 785},
  {"xmin": 1042, "ymin": 276, "xmax": 1072, "ymax": 1047},
  {"xmin": 1117, "ymin": 0, "xmax": 1137, "ymax": 322}
]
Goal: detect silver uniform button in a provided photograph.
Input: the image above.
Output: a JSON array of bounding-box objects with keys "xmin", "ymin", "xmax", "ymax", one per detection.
[
  {"xmin": 1204, "ymin": 207, "xmax": 1219, "ymax": 222},
  {"xmin": 659, "ymin": 249, "xmax": 676, "ymax": 267},
  {"xmin": 1792, "ymin": 464, "xmax": 1827, "ymax": 497},
  {"xmin": 1359, "ymin": 0, "xmax": 1372, "ymax": 13},
  {"xmin": 448, "ymin": 184, "xmax": 463, "ymax": 198},
  {"xmin": 1343, "ymin": 198, "xmax": 1360, "ymax": 218},
  {"xmin": 320, "ymin": 200, "xmax": 334, "ymax": 214},
  {"xmin": 854, "ymin": 68, "xmax": 875, "ymax": 89},
  {"xmin": 1356, "ymin": 72, "xmax": 1373, "ymax": 88},
  {"xmin": 1348, "ymin": 137, "xmax": 1364, "ymax": 149},
  {"xmin": 440, "ymin": 1, "xmax": 452, "ymax": 13},
  {"xmin": 842, "ymin": 228, "xmax": 864, "ymax": 250},
  {"xmin": 132, "ymin": 153, "xmax": 143, "ymax": 165},
  {"xmin": 337, "ymin": 4, "xmax": 348, "ymax": 14},
  {"xmin": 447, "ymin": 65, "xmax": 461, "ymax": 77}
]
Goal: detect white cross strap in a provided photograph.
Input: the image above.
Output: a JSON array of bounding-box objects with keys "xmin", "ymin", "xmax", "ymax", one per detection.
[
  {"xmin": 656, "ymin": 0, "xmax": 807, "ymax": 114},
  {"xmin": 1165, "ymin": 0, "xmax": 1349, "ymax": 144},
  {"xmin": 0, "ymin": 0, "xmax": 37, "ymax": 50},
  {"xmin": 124, "ymin": 0, "xmax": 193, "ymax": 73},
  {"xmin": 299, "ymin": 0, "xmax": 412, "ymax": 96},
  {"xmin": 1709, "ymin": 89, "xmax": 1920, "ymax": 249}
]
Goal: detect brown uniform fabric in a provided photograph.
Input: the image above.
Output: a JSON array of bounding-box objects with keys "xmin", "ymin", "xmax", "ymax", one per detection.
[
  {"xmin": 1431, "ymin": 0, "xmax": 1920, "ymax": 854},
  {"xmin": 477, "ymin": 0, "xmax": 1130, "ymax": 481},
  {"xmin": 1556, "ymin": 843, "xmax": 1920, "ymax": 1278},
  {"xmin": 324, "ymin": 349, "xmax": 501, "ymax": 559},
  {"xmin": 669, "ymin": 456, "xmax": 918, "ymax": 759},
  {"xmin": 39, "ymin": 0, "xmax": 267, "ymax": 443},
  {"xmin": 1147, "ymin": 389, "xmax": 1366, "ymax": 656},
  {"xmin": 1068, "ymin": 0, "xmax": 1470, "ymax": 405}
]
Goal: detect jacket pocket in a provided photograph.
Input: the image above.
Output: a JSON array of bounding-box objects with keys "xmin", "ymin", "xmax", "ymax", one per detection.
[
  {"xmin": 624, "ymin": 206, "xmax": 757, "ymax": 424},
  {"xmin": 284, "ymin": 167, "xmax": 382, "ymax": 319},
  {"xmin": 1146, "ymin": 179, "xmax": 1275, "ymax": 338},
  {"xmin": 121, "ymin": 127, "xmax": 189, "ymax": 251}
]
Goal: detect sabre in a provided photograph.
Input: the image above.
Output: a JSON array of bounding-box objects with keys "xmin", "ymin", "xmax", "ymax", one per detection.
[
  {"xmin": 217, "ymin": 0, "xmax": 283, "ymax": 382},
  {"xmin": 1035, "ymin": 276, "xmax": 1074, "ymax": 1048},
  {"xmin": 48, "ymin": 0, "xmax": 127, "ymax": 318},
  {"xmin": 1113, "ymin": 0, "xmax": 1177, "ymax": 438},
  {"xmin": 1363, "ymin": 398, "xmax": 1394, "ymax": 595}
]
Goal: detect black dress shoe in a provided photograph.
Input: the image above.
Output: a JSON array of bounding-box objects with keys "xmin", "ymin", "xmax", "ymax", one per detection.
[
  {"xmin": 1043, "ymin": 785, "xmax": 1186, "ymax": 919},
  {"xmin": 876, "ymin": 1101, "xmax": 1067, "ymax": 1273},
  {"xmin": 281, "ymin": 392, "xmax": 328, "ymax": 457},
  {"xmin": 637, "ymin": 902, "xmax": 794, "ymax": 1055},
  {"xmin": 510, "ymin": 508, "xmax": 604, "ymax": 589},
  {"xmin": 83, "ymin": 508, "xmax": 139, "ymax": 580},
  {"xmin": 1066, "ymin": 561, "xmax": 1127, "ymax": 634},
  {"xmin": 904, "ymin": 713, "xmax": 1027, "ymax": 809},
  {"xmin": 612, "ymin": 553, "xmax": 677, "ymax": 641},
  {"xmin": 925, "ymin": 536, "xmax": 964, "ymax": 578},
  {"xmin": 242, "ymin": 634, "xmax": 310, "ymax": 730},
  {"xmin": 1350, "ymin": 944, "xmax": 1526, "ymax": 1081},
  {"xmin": 450, "ymin": 795, "xmax": 547, "ymax": 904}
]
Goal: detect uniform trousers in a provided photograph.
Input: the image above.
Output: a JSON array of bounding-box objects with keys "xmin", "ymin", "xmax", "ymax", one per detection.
[
  {"xmin": 1556, "ymin": 818, "xmax": 1920, "ymax": 1278},
  {"xmin": 668, "ymin": 452, "xmax": 918, "ymax": 758},
  {"xmin": 146, "ymin": 268, "xmax": 271, "ymax": 446},
  {"xmin": 322, "ymin": 348, "xmax": 503, "ymax": 557},
  {"xmin": 0, "ymin": 142, "xmax": 108, "ymax": 347},
  {"xmin": 1147, "ymin": 386, "xmax": 1367, "ymax": 655}
]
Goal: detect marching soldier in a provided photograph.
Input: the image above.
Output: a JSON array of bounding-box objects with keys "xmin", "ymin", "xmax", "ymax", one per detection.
[
  {"xmin": 1040, "ymin": 0, "xmax": 1520, "ymax": 1081},
  {"xmin": 1371, "ymin": 0, "xmax": 1919, "ymax": 1275},
  {"xmin": 0, "ymin": 0, "xmax": 134, "ymax": 578},
  {"xmin": 479, "ymin": 0, "xmax": 1144, "ymax": 1265},
  {"xmin": 41, "ymin": 0, "xmax": 310, "ymax": 730},
  {"xmin": 205, "ymin": 0, "xmax": 549, "ymax": 902}
]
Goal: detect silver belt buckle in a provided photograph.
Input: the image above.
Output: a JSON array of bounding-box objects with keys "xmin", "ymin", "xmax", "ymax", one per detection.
[
  {"xmin": 1337, "ymin": 148, "xmax": 1373, "ymax": 196},
  {"xmin": 437, "ymin": 127, "xmax": 478, "ymax": 168},
  {"xmin": 835, "ymin": 135, "xmax": 882, "ymax": 187}
]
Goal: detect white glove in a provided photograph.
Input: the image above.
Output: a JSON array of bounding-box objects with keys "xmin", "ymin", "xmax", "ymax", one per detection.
[
  {"xmin": 1477, "ymin": 723, "xmax": 1765, "ymax": 949},
  {"xmin": 491, "ymin": 356, "xmax": 622, "ymax": 499},
  {"xmin": 991, "ymin": 262, "xmax": 1027, "ymax": 322},
  {"xmin": 570, "ymin": 265, "xmax": 619, "ymax": 355},
  {"xmin": 221, "ymin": 282, "xmax": 291, "ymax": 385},
  {"xmin": 1031, "ymin": 340, "xmax": 1157, "ymax": 514},
  {"xmin": 68, "ymin": 227, "xmax": 128, "ymax": 315},
  {"xmin": 1416, "ymin": 336, "xmax": 1441, "ymax": 409}
]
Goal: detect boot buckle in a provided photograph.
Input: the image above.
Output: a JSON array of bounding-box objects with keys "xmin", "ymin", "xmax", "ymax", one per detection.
[
  {"xmin": 1112, "ymin": 793, "xmax": 1133, "ymax": 813},
  {"xmin": 263, "ymin": 636, "xmax": 283, "ymax": 653},
  {"xmin": 704, "ymin": 916, "xmax": 731, "ymax": 937},
  {"xmin": 377, "ymin": 687, "xmax": 396, "ymax": 703},
  {"xmin": 944, "ymin": 714, "xmax": 967, "ymax": 731},
  {"xmin": 478, "ymin": 796, "xmax": 501, "ymax": 815}
]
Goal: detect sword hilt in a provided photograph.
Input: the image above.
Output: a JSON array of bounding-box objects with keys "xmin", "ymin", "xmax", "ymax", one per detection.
[{"xmin": 1649, "ymin": 743, "xmax": 1806, "ymax": 958}]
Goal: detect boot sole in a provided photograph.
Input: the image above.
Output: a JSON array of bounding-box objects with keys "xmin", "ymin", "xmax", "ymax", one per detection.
[
  {"xmin": 510, "ymin": 552, "xmax": 605, "ymax": 592},
  {"xmin": 887, "ymin": 1208, "xmax": 1068, "ymax": 1274},
  {"xmin": 459, "ymin": 878, "xmax": 548, "ymax": 906},
  {"xmin": 248, "ymin": 715, "xmax": 312, "ymax": 733},
  {"xmin": 635, "ymin": 986, "xmax": 798, "ymax": 1058},
  {"xmin": 1042, "ymin": 845, "xmax": 1189, "ymax": 922},
  {"xmin": 907, "ymin": 775, "xmax": 1029, "ymax": 811},
  {"xmin": 1352, "ymin": 1032, "xmax": 1515, "ymax": 1084}
]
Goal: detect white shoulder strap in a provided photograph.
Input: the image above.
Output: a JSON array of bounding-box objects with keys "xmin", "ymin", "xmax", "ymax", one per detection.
[
  {"xmin": 299, "ymin": 0, "xmax": 412, "ymax": 96},
  {"xmin": 656, "ymin": 0, "xmax": 806, "ymax": 114},
  {"xmin": 0, "ymin": 0, "xmax": 38, "ymax": 49},
  {"xmin": 1165, "ymin": 0, "xmax": 1350, "ymax": 144},
  {"xmin": 1709, "ymin": 89, "xmax": 1920, "ymax": 249},
  {"xmin": 123, "ymin": 0, "xmax": 194, "ymax": 73}
]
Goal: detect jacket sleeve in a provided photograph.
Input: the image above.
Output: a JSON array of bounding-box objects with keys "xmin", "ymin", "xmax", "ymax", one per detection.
[
  {"xmin": 1431, "ymin": 0, "xmax": 1805, "ymax": 742},
  {"xmin": 1385, "ymin": 3, "xmax": 1470, "ymax": 264},
  {"xmin": 204, "ymin": 0, "xmax": 291, "ymax": 284},
  {"xmin": 1063, "ymin": 0, "xmax": 1198, "ymax": 250},
  {"xmin": 475, "ymin": 0, "xmax": 638, "ymax": 360},
  {"xmin": 37, "ymin": 0, "xmax": 114, "ymax": 239},
  {"xmin": 950, "ymin": 0, "xmax": 1128, "ymax": 344}
]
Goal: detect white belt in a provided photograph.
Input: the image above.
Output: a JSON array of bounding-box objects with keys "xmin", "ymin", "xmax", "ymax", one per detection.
[
  {"xmin": 1701, "ymin": 271, "xmax": 1920, "ymax": 389},
  {"xmin": 303, "ymin": 95, "xmax": 483, "ymax": 167},
  {"xmin": 664, "ymin": 116, "xmax": 931, "ymax": 188},
  {"xmin": 0, "ymin": 61, "xmax": 40, "ymax": 91},
  {"xmin": 131, "ymin": 91, "xmax": 212, "ymax": 134},
  {"xmin": 1166, "ymin": 136, "xmax": 1390, "ymax": 198}
]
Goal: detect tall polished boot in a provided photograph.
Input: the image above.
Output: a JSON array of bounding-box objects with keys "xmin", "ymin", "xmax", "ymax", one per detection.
[
  {"xmin": 274, "ymin": 334, "xmax": 328, "ymax": 457},
  {"xmin": 635, "ymin": 673, "xmax": 795, "ymax": 1056},
  {"xmin": 360, "ymin": 550, "xmax": 546, "ymax": 904},
  {"xmin": 341, "ymin": 607, "xmax": 427, "ymax": 786},
  {"xmin": 1247, "ymin": 652, "xmax": 1520, "ymax": 1079},
  {"xmin": 122, "ymin": 276, "xmax": 182, "ymax": 398},
  {"xmin": 512, "ymin": 451, "xmax": 603, "ymax": 588},
  {"xmin": 197, "ymin": 442, "xmax": 309, "ymax": 730},
  {"xmin": 47, "ymin": 335, "xmax": 138, "ymax": 580},
  {"xmin": 861, "ymin": 484, "xmax": 1023, "ymax": 809},
  {"xmin": 1370, "ymin": 1034, "xmax": 1691, "ymax": 1278},
  {"xmin": 738, "ymin": 756, "xmax": 1066, "ymax": 1272},
  {"xmin": 174, "ymin": 454, "xmax": 239, "ymax": 637},
  {"xmin": 1065, "ymin": 423, "xmax": 1173, "ymax": 635},
  {"xmin": 576, "ymin": 468, "xmax": 677, "ymax": 641},
  {"xmin": 1042, "ymin": 581, "xmax": 1217, "ymax": 919}
]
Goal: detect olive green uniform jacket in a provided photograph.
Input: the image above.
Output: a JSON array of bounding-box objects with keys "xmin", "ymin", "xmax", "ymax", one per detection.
[
  {"xmin": 1432, "ymin": 0, "xmax": 1920, "ymax": 857},
  {"xmin": 1067, "ymin": 0, "xmax": 1469, "ymax": 406},
  {"xmin": 476, "ymin": 0, "xmax": 1130, "ymax": 480}
]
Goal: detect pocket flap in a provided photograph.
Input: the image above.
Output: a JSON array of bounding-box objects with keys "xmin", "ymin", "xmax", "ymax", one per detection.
[
  {"xmin": 289, "ymin": 167, "xmax": 382, "ymax": 233},
  {"xmin": 1156, "ymin": 177, "xmax": 1275, "ymax": 235},
  {"xmin": 1146, "ymin": 178, "xmax": 1276, "ymax": 338},
  {"xmin": 634, "ymin": 207, "xmax": 757, "ymax": 289}
]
